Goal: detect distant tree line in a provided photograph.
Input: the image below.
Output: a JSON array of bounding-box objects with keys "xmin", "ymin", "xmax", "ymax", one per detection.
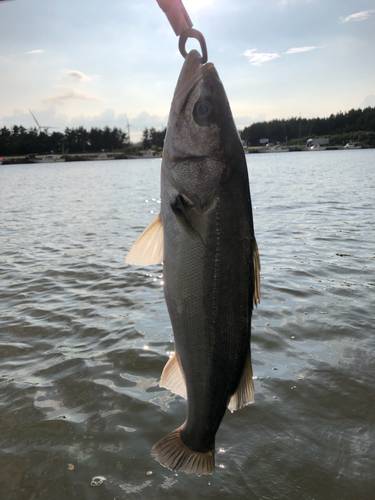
[
  {"xmin": 240, "ymin": 107, "xmax": 375, "ymax": 146},
  {"xmin": 0, "ymin": 125, "xmax": 127, "ymax": 156},
  {"xmin": 2, "ymin": 107, "xmax": 374, "ymax": 156},
  {"xmin": 142, "ymin": 127, "xmax": 167, "ymax": 149}
]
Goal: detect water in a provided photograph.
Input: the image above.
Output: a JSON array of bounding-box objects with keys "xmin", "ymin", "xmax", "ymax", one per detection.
[{"xmin": 0, "ymin": 150, "xmax": 374, "ymax": 499}]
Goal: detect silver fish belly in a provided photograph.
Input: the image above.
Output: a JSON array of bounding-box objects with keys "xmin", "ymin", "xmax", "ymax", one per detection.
[{"xmin": 126, "ymin": 49, "xmax": 260, "ymax": 475}]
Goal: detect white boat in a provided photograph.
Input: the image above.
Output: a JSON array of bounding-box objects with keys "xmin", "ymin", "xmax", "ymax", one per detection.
[
  {"xmin": 93, "ymin": 151, "xmax": 115, "ymax": 161},
  {"xmin": 142, "ymin": 150, "xmax": 161, "ymax": 158},
  {"xmin": 344, "ymin": 142, "xmax": 361, "ymax": 149},
  {"xmin": 26, "ymin": 154, "xmax": 65, "ymax": 163},
  {"xmin": 307, "ymin": 138, "xmax": 329, "ymax": 149},
  {"xmin": 258, "ymin": 144, "xmax": 289, "ymax": 153}
]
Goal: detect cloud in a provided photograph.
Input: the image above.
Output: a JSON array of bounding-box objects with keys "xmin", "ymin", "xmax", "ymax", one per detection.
[
  {"xmin": 68, "ymin": 70, "xmax": 91, "ymax": 82},
  {"xmin": 68, "ymin": 110, "xmax": 168, "ymax": 143},
  {"xmin": 234, "ymin": 114, "xmax": 266, "ymax": 127},
  {"xmin": 360, "ymin": 95, "xmax": 375, "ymax": 109},
  {"xmin": 284, "ymin": 46, "xmax": 323, "ymax": 54},
  {"xmin": 243, "ymin": 49, "xmax": 281, "ymax": 66},
  {"xmin": 339, "ymin": 9, "xmax": 375, "ymax": 24},
  {"xmin": 279, "ymin": 0, "xmax": 314, "ymax": 6},
  {"xmin": 0, "ymin": 107, "xmax": 67, "ymax": 130},
  {"xmin": 183, "ymin": 0, "xmax": 214, "ymax": 12},
  {"xmin": 243, "ymin": 45, "xmax": 323, "ymax": 66},
  {"xmin": 129, "ymin": 111, "xmax": 168, "ymax": 130},
  {"xmin": 0, "ymin": 107, "xmax": 146, "ymax": 144},
  {"xmin": 26, "ymin": 49, "xmax": 45, "ymax": 54},
  {"xmin": 43, "ymin": 90, "xmax": 101, "ymax": 105},
  {"xmin": 0, "ymin": 107, "xmax": 167, "ymax": 139}
]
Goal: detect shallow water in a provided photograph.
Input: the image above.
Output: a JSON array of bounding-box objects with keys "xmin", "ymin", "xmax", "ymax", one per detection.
[{"xmin": 0, "ymin": 150, "xmax": 374, "ymax": 499}]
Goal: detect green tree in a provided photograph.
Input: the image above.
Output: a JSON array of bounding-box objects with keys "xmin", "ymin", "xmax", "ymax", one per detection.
[{"xmin": 142, "ymin": 128, "xmax": 151, "ymax": 149}]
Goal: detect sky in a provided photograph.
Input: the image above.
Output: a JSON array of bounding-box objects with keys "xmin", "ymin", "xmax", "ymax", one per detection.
[{"xmin": 0, "ymin": 0, "xmax": 374, "ymax": 143}]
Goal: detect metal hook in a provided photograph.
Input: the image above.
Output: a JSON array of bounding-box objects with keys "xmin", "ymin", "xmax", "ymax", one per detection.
[{"xmin": 178, "ymin": 28, "xmax": 208, "ymax": 64}]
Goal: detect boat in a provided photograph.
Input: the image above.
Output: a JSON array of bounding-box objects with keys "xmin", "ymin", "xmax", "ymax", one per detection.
[
  {"xmin": 0, "ymin": 158, "xmax": 3, "ymax": 165},
  {"xmin": 92, "ymin": 151, "xmax": 115, "ymax": 161},
  {"xmin": 142, "ymin": 150, "xmax": 161, "ymax": 158},
  {"xmin": 344, "ymin": 142, "xmax": 361, "ymax": 149},
  {"xmin": 258, "ymin": 144, "xmax": 289, "ymax": 153},
  {"xmin": 26, "ymin": 154, "xmax": 65, "ymax": 163},
  {"xmin": 307, "ymin": 138, "xmax": 329, "ymax": 149}
]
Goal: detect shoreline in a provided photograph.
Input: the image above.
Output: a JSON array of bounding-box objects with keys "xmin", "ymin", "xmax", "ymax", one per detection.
[
  {"xmin": 1, "ymin": 146, "xmax": 374, "ymax": 164},
  {"xmin": 245, "ymin": 145, "xmax": 374, "ymax": 154},
  {"xmin": 0, "ymin": 152, "xmax": 157, "ymax": 165}
]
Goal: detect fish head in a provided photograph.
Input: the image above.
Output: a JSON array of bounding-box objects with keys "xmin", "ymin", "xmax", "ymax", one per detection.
[{"xmin": 162, "ymin": 50, "xmax": 243, "ymax": 210}]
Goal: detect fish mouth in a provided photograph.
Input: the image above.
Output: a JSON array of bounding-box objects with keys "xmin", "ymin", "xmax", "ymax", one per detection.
[{"xmin": 172, "ymin": 50, "xmax": 214, "ymax": 110}]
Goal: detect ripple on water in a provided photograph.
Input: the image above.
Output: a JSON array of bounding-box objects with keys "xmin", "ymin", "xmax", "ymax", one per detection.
[{"xmin": 0, "ymin": 155, "xmax": 374, "ymax": 499}]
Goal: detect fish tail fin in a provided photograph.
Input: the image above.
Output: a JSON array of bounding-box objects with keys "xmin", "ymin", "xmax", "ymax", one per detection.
[{"xmin": 151, "ymin": 427, "xmax": 215, "ymax": 475}]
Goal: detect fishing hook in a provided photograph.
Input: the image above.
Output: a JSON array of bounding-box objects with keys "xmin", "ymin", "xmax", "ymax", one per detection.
[
  {"xmin": 156, "ymin": 0, "xmax": 208, "ymax": 64},
  {"xmin": 178, "ymin": 28, "xmax": 208, "ymax": 65}
]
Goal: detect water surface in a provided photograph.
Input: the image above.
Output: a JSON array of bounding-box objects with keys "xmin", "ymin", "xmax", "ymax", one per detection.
[{"xmin": 0, "ymin": 150, "xmax": 374, "ymax": 499}]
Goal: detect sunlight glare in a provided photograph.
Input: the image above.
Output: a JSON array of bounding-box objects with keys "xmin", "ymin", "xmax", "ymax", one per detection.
[{"xmin": 183, "ymin": 0, "xmax": 214, "ymax": 12}]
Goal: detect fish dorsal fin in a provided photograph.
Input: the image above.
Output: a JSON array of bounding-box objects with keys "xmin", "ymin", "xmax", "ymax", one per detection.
[
  {"xmin": 253, "ymin": 239, "xmax": 261, "ymax": 308},
  {"xmin": 125, "ymin": 214, "xmax": 163, "ymax": 265},
  {"xmin": 160, "ymin": 352, "xmax": 187, "ymax": 399},
  {"xmin": 228, "ymin": 349, "xmax": 254, "ymax": 411}
]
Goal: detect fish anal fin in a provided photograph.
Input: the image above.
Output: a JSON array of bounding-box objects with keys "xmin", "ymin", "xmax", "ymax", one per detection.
[
  {"xmin": 160, "ymin": 352, "xmax": 187, "ymax": 399},
  {"xmin": 151, "ymin": 427, "xmax": 215, "ymax": 475},
  {"xmin": 228, "ymin": 349, "xmax": 254, "ymax": 412},
  {"xmin": 125, "ymin": 214, "xmax": 163, "ymax": 265},
  {"xmin": 253, "ymin": 238, "xmax": 261, "ymax": 308}
]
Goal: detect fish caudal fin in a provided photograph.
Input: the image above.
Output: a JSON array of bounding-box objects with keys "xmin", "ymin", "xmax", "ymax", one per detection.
[
  {"xmin": 151, "ymin": 427, "xmax": 215, "ymax": 475},
  {"xmin": 125, "ymin": 214, "xmax": 163, "ymax": 265},
  {"xmin": 228, "ymin": 349, "xmax": 254, "ymax": 411},
  {"xmin": 253, "ymin": 238, "xmax": 261, "ymax": 308},
  {"xmin": 160, "ymin": 352, "xmax": 187, "ymax": 399}
]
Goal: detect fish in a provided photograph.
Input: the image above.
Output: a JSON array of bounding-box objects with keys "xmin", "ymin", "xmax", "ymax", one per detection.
[{"xmin": 126, "ymin": 49, "xmax": 260, "ymax": 475}]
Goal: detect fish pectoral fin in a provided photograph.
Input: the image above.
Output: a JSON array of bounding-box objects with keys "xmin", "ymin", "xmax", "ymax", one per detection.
[
  {"xmin": 125, "ymin": 214, "xmax": 163, "ymax": 265},
  {"xmin": 228, "ymin": 349, "xmax": 254, "ymax": 411},
  {"xmin": 252, "ymin": 238, "xmax": 261, "ymax": 308},
  {"xmin": 160, "ymin": 352, "xmax": 187, "ymax": 399}
]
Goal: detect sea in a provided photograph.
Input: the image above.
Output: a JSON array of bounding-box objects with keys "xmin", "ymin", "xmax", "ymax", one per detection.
[{"xmin": 0, "ymin": 149, "xmax": 374, "ymax": 500}]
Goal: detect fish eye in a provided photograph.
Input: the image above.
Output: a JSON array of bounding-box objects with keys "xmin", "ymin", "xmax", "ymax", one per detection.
[
  {"xmin": 193, "ymin": 100, "xmax": 214, "ymax": 126},
  {"xmin": 197, "ymin": 102, "xmax": 211, "ymax": 118}
]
